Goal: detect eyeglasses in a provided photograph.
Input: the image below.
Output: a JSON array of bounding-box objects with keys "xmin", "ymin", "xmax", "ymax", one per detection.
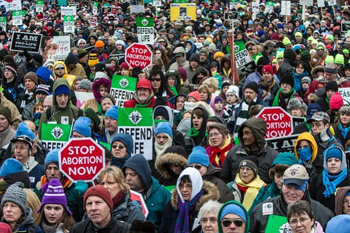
[
  {"xmin": 201, "ymin": 217, "xmax": 217, "ymax": 224},
  {"xmin": 289, "ymin": 217, "xmax": 310, "ymax": 227},
  {"xmin": 151, "ymin": 78, "xmax": 161, "ymax": 82},
  {"xmin": 189, "ymin": 165, "xmax": 202, "ymax": 170},
  {"xmin": 209, "ymin": 132, "xmax": 221, "ymax": 138},
  {"xmin": 179, "ymin": 183, "xmax": 192, "ymax": 189},
  {"xmin": 112, "ymin": 144, "xmax": 125, "ymax": 149},
  {"xmin": 55, "ymin": 67, "xmax": 64, "ymax": 70},
  {"xmin": 222, "ymin": 219, "xmax": 244, "ymax": 228}
]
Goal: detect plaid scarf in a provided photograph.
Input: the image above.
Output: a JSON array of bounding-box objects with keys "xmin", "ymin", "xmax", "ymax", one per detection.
[{"xmin": 175, "ymin": 189, "xmax": 204, "ymax": 233}]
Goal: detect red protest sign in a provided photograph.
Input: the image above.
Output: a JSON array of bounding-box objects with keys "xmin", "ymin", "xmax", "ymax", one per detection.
[
  {"xmin": 256, "ymin": 107, "xmax": 293, "ymax": 139},
  {"xmin": 125, "ymin": 43, "xmax": 153, "ymax": 70},
  {"xmin": 59, "ymin": 138, "xmax": 105, "ymax": 182},
  {"xmin": 130, "ymin": 190, "xmax": 149, "ymax": 218}
]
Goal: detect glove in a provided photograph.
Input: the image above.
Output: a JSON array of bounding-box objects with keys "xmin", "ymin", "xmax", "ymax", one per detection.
[{"xmin": 75, "ymin": 180, "xmax": 88, "ymax": 196}]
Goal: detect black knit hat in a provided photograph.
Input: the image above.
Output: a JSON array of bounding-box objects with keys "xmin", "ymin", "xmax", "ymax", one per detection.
[
  {"xmin": 245, "ymin": 82, "xmax": 259, "ymax": 94},
  {"xmin": 280, "ymin": 72, "xmax": 294, "ymax": 87},
  {"xmin": 325, "ymin": 81, "xmax": 338, "ymax": 92},
  {"xmin": 239, "ymin": 156, "xmax": 259, "ymax": 175}
]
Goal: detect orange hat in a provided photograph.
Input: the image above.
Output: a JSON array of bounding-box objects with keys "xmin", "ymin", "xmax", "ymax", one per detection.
[{"xmin": 95, "ymin": 40, "xmax": 104, "ymax": 48}]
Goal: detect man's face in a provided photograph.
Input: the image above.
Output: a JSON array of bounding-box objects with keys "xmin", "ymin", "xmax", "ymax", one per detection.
[
  {"xmin": 90, "ymin": 37, "xmax": 96, "ymax": 45},
  {"xmin": 36, "ymin": 93, "xmax": 47, "ymax": 103},
  {"xmin": 4, "ymin": 70, "xmax": 13, "ymax": 80},
  {"xmin": 221, "ymin": 213, "xmax": 246, "ymax": 233},
  {"xmin": 242, "ymin": 127, "xmax": 256, "ymax": 148},
  {"xmin": 190, "ymin": 60, "xmax": 199, "ymax": 69},
  {"xmin": 263, "ymin": 72, "xmax": 273, "ymax": 83},
  {"xmin": 104, "ymin": 116, "xmax": 118, "ymax": 133},
  {"xmin": 101, "ymin": 99, "xmax": 114, "ymax": 112},
  {"xmin": 325, "ymin": 72, "xmax": 337, "ymax": 82},
  {"xmin": 0, "ymin": 114, "xmax": 9, "ymax": 132},
  {"xmin": 56, "ymin": 94, "xmax": 69, "ymax": 108},
  {"xmin": 310, "ymin": 120, "xmax": 328, "ymax": 135},
  {"xmin": 326, "ymin": 89, "xmax": 335, "ymax": 100},
  {"xmin": 155, "ymin": 133, "xmax": 169, "ymax": 146},
  {"xmin": 281, "ymin": 184, "xmax": 305, "ymax": 204},
  {"xmin": 44, "ymin": 97, "xmax": 52, "ymax": 111},
  {"xmin": 317, "ymin": 49, "xmax": 324, "ymax": 57},
  {"xmin": 343, "ymin": 196, "xmax": 350, "ymax": 214},
  {"xmin": 24, "ymin": 79, "xmax": 36, "ymax": 92},
  {"xmin": 85, "ymin": 196, "xmax": 111, "ymax": 228},
  {"xmin": 137, "ymin": 88, "xmax": 151, "ymax": 104},
  {"xmin": 54, "ymin": 66, "xmax": 65, "ymax": 77},
  {"xmin": 244, "ymin": 88, "xmax": 258, "ymax": 103},
  {"xmin": 125, "ymin": 168, "xmax": 145, "ymax": 192},
  {"xmin": 46, "ymin": 164, "xmax": 62, "ymax": 181},
  {"xmin": 13, "ymin": 141, "xmax": 30, "ymax": 163},
  {"xmin": 200, "ymin": 53, "xmax": 207, "ymax": 62},
  {"xmin": 226, "ymin": 93, "xmax": 237, "ymax": 105},
  {"xmin": 68, "ymin": 64, "xmax": 75, "ymax": 70}
]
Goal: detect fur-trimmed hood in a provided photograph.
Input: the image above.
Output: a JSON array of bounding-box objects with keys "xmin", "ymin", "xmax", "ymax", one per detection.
[
  {"xmin": 311, "ymin": 65, "xmax": 324, "ymax": 78},
  {"xmin": 155, "ymin": 152, "xmax": 188, "ymax": 179},
  {"xmin": 92, "ymin": 77, "xmax": 111, "ymax": 103},
  {"xmin": 171, "ymin": 180, "xmax": 220, "ymax": 210}
]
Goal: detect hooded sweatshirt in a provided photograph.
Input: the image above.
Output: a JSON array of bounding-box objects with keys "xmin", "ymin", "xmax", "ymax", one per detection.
[
  {"xmin": 169, "ymin": 47, "xmax": 189, "ymax": 70},
  {"xmin": 310, "ymin": 42, "xmax": 327, "ymax": 68},
  {"xmin": 52, "ymin": 61, "xmax": 76, "ymax": 87}
]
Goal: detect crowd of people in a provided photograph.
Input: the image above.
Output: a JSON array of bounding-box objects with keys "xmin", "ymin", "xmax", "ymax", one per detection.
[{"xmin": 1, "ymin": 0, "xmax": 350, "ymax": 232}]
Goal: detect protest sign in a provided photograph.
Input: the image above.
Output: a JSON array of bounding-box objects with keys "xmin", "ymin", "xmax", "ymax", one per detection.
[
  {"xmin": 292, "ymin": 117, "xmax": 306, "ymax": 129},
  {"xmin": 280, "ymin": 1, "xmax": 291, "ymax": 15},
  {"xmin": 341, "ymin": 21, "xmax": 350, "ymax": 32},
  {"xmin": 233, "ymin": 41, "xmax": 253, "ymax": 69},
  {"xmin": 6, "ymin": 0, "xmax": 21, "ymax": 11},
  {"xmin": 10, "ymin": 31, "xmax": 42, "ymax": 53},
  {"xmin": 63, "ymin": 15, "xmax": 75, "ymax": 34},
  {"xmin": 137, "ymin": 17, "xmax": 154, "ymax": 45},
  {"xmin": 110, "ymin": 75, "xmax": 137, "ymax": 107},
  {"xmin": 256, "ymin": 107, "xmax": 293, "ymax": 139},
  {"xmin": 61, "ymin": 6, "xmax": 76, "ymax": 20},
  {"xmin": 93, "ymin": 2, "xmax": 98, "ymax": 15},
  {"xmin": 75, "ymin": 91, "xmax": 94, "ymax": 108},
  {"xmin": 317, "ymin": 0, "xmax": 325, "ymax": 7},
  {"xmin": 118, "ymin": 108, "xmax": 153, "ymax": 160},
  {"xmin": 338, "ymin": 88, "xmax": 350, "ymax": 104},
  {"xmin": 170, "ymin": 3, "xmax": 196, "ymax": 21},
  {"xmin": 303, "ymin": 0, "xmax": 313, "ymax": 6},
  {"xmin": 0, "ymin": 17, "xmax": 6, "ymax": 31},
  {"xmin": 153, "ymin": 0, "xmax": 162, "ymax": 6},
  {"xmin": 47, "ymin": 36, "xmax": 71, "ymax": 61},
  {"xmin": 264, "ymin": 1, "xmax": 274, "ymax": 14},
  {"xmin": 265, "ymin": 215, "xmax": 290, "ymax": 232},
  {"xmin": 36, "ymin": 0, "xmax": 44, "ymax": 12},
  {"xmin": 328, "ymin": 0, "xmax": 336, "ymax": 6},
  {"xmin": 41, "ymin": 123, "xmax": 71, "ymax": 150},
  {"xmin": 57, "ymin": 0, "xmax": 67, "ymax": 6},
  {"xmin": 130, "ymin": 190, "xmax": 149, "ymax": 217},
  {"xmin": 12, "ymin": 10, "xmax": 22, "ymax": 26},
  {"xmin": 267, "ymin": 135, "xmax": 299, "ymax": 153},
  {"xmin": 59, "ymin": 138, "xmax": 105, "ymax": 182},
  {"xmin": 125, "ymin": 43, "xmax": 153, "ymax": 70},
  {"xmin": 130, "ymin": 0, "xmax": 144, "ymax": 13}
]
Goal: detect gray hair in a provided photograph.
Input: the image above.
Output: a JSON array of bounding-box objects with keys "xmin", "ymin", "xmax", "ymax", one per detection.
[{"xmin": 198, "ymin": 200, "xmax": 222, "ymax": 220}]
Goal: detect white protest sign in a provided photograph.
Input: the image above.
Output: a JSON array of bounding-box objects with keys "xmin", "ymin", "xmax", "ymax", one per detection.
[
  {"xmin": 61, "ymin": 6, "xmax": 76, "ymax": 20},
  {"xmin": 281, "ymin": 1, "xmax": 291, "ymax": 16},
  {"xmin": 338, "ymin": 88, "xmax": 350, "ymax": 105},
  {"xmin": 48, "ymin": 36, "xmax": 70, "ymax": 61},
  {"xmin": 317, "ymin": 0, "xmax": 325, "ymax": 7},
  {"xmin": 75, "ymin": 91, "xmax": 94, "ymax": 108},
  {"xmin": 137, "ymin": 17, "xmax": 154, "ymax": 45}
]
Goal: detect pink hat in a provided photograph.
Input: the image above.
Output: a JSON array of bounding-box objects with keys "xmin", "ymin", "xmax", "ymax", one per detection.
[{"xmin": 330, "ymin": 92, "xmax": 344, "ymax": 110}]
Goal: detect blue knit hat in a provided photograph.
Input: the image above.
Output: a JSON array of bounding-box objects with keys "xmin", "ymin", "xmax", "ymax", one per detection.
[
  {"xmin": 325, "ymin": 215, "xmax": 350, "ymax": 233},
  {"xmin": 73, "ymin": 117, "xmax": 91, "ymax": 137},
  {"xmin": 105, "ymin": 106, "xmax": 118, "ymax": 120},
  {"xmin": 154, "ymin": 122, "xmax": 173, "ymax": 137},
  {"xmin": 326, "ymin": 147, "xmax": 343, "ymax": 161},
  {"xmin": 0, "ymin": 158, "xmax": 24, "ymax": 178},
  {"xmin": 14, "ymin": 122, "xmax": 35, "ymax": 140},
  {"xmin": 55, "ymin": 85, "xmax": 70, "ymax": 96},
  {"xmin": 111, "ymin": 133, "xmax": 134, "ymax": 156},
  {"xmin": 220, "ymin": 202, "xmax": 247, "ymax": 223},
  {"xmin": 187, "ymin": 146, "xmax": 209, "ymax": 167},
  {"xmin": 44, "ymin": 149, "xmax": 59, "ymax": 169}
]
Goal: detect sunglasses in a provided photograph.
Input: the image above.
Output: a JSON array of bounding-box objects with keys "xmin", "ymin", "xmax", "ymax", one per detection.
[
  {"xmin": 222, "ymin": 219, "xmax": 244, "ymax": 228},
  {"xmin": 151, "ymin": 78, "xmax": 161, "ymax": 82},
  {"xmin": 189, "ymin": 165, "xmax": 202, "ymax": 170},
  {"xmin": 112, "ymin": 144, "xmax": 125, "ymax": 149},
  {"xmin": 55, "ymin": 67, "xmax": 64, "ymax": 70}
]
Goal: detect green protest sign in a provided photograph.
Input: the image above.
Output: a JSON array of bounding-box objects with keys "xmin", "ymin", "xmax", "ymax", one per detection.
[
  {"xmin": 265, "ymin": 215, "xmax": 290, "ymax": 232},
  {"xmin": 233, "ymin": 41, "xmax": 253, "ymax": 69},
  {"xmin": 110, "ymin": 75, "xmax": 137, "ymax": 107},
  {"xmin": 13, "ymin": 11, "xmax": 23, "ymax": 26},
  {"xmin": 36, "ymin": 0, "xmax": 44, "ymax": 12},
  {"xmin": 137, "ymin": 17, "xmax": 154, "ymax": 44},
  {"xmin": 64, "ymin": 15, "xmax": 75, "ymax": 33},
  {"xmin": 174, "ymin": 0, "xmax": 188, "ymax": 3},
  {"xmin": 93, "ymin": 2, "xmax": 98, "ymax": 15},
  {"xmin": 0, "ymin": 17, "xmax": 6, "ymax": 31},
  {"xmin": 41, "ymin": 123, "xmax": 71, "ymax": 150},
  {"xmin": 118, "ymin": 108, "xmax": 153, "ymax": 160}
]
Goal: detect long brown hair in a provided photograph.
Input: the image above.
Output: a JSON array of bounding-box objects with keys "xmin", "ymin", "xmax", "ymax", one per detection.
[{"xmin": 36, "ymin": 206, "xmax": 75, "ymax": 232}]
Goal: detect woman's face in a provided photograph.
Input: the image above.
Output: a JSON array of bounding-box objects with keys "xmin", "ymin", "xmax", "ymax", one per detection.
[
  {"xmin": 121, "ymin": 68, "xmax": 129, "ymax": 76},
  {"xmin": 151, "ymin": 74, "xmax": 162, "ymax": 90},
  {"xmin": 179, "ymin": 181, "xmax": 192, "ymax": 202},
  {"xmin": 99, "ymin": 85, "xmax": 108, "ymax": 97},
  {"xmin": 340, "ymin": 113, "xmax": 350, "ymax": 125},
  {"xmin": 112, "ymin": 140, "xmax": 127, "ymax": 159},
  {"xmin": 117, "ymin": 44, "xmax": 123, "ymax": 50},
  {"xmin": 214, "ymin": 101, "xmax": 223, "ymax": 112},
  {"xmin": 176, "ymin": 96, "xmax": 185, "ymax": 110},
  {"xmin": 155, "ymin": 50, "xmax": 162, "ymax": 58},
  {"xmin": 192, "ymin": 114, "xmax": 203, "ymax": 131},
  {"xmin": 295, "ymin": 64, "xmax": 305, "ymax": 75},
  {"xmin": 167, "ymin": 77, "xmax": 175, "ymax": 87},
  {"xmin": 209, "ymin": 128, "xmax": 225, "ymax": 148},
  {"xmin": 327, "ymin": 157, "xmax": 342, "ymax": 174},
  {"xmin": 3, "ymin": 202, "xmax": 22, "ymax": 225},
  {"xmin": 200, "ymin": 212, "xmax": 219, "ymax": 233},
  {"xmin": 274, "ymin": 173, "xmax": 283, "ymax": 190},
  {"xmin": 281, "ymin": 82, "xmax": 292, "ymax": 93},
  {"xmin": 44, "ymin": 204, "xmax": 64, "ymax": 225},
  {"xmin": 252, "ymin": 47, "xmax": 258, "ymax": 55},
  {"xmin": 239, "ymin": 166, "xmax": 255, "ymax": 184},
  {"xmin": 138, "ymin": 72, "xmax": 146, "ymax": 80},
  {"xmin": 289, "ymin": 212, "xmax": 314, "ymax": 233},
  {"xmin": 200, "ymin": 90, "xmax": 208, "ymax": 101},
  {"xmin": 291, "ymin": 108, "xmax": 303, "ymax": 117},
  {"xmin": 100, "ymin": 174, "xmax": 121, "ymax": 198}
]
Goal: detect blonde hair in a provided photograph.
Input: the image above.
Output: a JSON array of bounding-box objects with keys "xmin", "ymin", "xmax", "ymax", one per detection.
[
  {"xmin": 202, "ymin": 77, "xmax": 219, "ymax": 92},
  {"xmin": 81, "ymin": 99, "xmax": 99, "ymax": 112},
  {"xmin": 98, "ymin": 166, "xmax": 130, "ymax": 194},
  {"xmin": 198, "ymin": 85, "xmax": 212, "ymax": 101},
  {"xmin": 24, "ymin": 188, "xmax": 41, "ymax": 221}
]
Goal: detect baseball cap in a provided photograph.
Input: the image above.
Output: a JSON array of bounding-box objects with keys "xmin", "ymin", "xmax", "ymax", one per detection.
[
  {"xmin": 283, "ymin": 164, "xmax": 309, "ymax": 186},
  {"xmin": 306, "ymin": 111, "xmax": 330, "ymax": 124}
]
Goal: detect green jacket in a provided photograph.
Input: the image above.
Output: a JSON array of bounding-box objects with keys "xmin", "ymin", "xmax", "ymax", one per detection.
[{"xmin": 38, "ymin": 78, "xmax": 84, "ymax": 138}]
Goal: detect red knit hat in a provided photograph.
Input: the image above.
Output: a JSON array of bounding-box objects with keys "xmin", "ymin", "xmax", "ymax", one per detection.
[
  {"xmin": 186, "ymin": 91, "xmax": 201, "ymax": 101},
  {"xmin": 262, "ymin": 65, "xmax": 273, "ymax": 75},
  {"xmin": 136, "ymin": 79, "xmax": 152, "ymax": 92},
  {"xmin": 83, "ymin": 185, "xmax": 113, "ymax": 212},
  {"xmin": 119, "ymin": 62, "xmax": 129, "ymax": 70},
  {"xmin": 329, "ymin": 92, "xmax": 344, "ymax": 110}
]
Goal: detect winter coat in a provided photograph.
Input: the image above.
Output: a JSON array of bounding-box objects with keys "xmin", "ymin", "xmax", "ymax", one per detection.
[
  {"xmin": 70, "ymin": 216, "xmax": 130, "ymax": 233},
  {"xmin": 0, "ymin": 126, "xmax": 15, "ymax": 148},
  {"xmin": 38, "ymin": 78, "xmax": 83, "ymax": 138},
  {"xmin": 305, "ymin": 76, "xmax": 350, "ymax": 97},
  {"xmin": 2, "ymin": 208, "xmax": 43, "ymax": 233},
  {"xmin": 0, "ymin": 92, "xmax": 21, "ymax": 129},
  {"xmin": 250, "ymin": 195, "xmax": 334, "ymax": 233},
  {"xmin": 52, "ymin": 61, "xmax": 76, "ymax": 87},
  {"xmin": 278, "ymin": 59, "xmax": 294, "ymax": 79},
  {"xmin": 316, "ymin": 97, "xmax": 330, "ymax": 112},
  {"xmin": 221, "ymin": 118, "xmax": 278, "ymax": 184},
  {"xmin": 66, "ymin": 63, "xmax": 87, "ymax": 78},
  {"xmin": 124, "ymin": 96, "xmax": 156, "ymax": 108},
  {"xmin": 112, "ymin": 193, "xmax": 145, "ymax": 223},
  {"xmin": 310, "ymin": 42, "xmax": 327, "ymax": 68},
  {"xmin": 333, "ymin": 121, "xmax": 350, "ymax": 147},
  {"xmin": 22, "ymin": 101, "xmax": 35, "ymax": 121},
  {"xmin": 243, "ymin": 70, "xmax": 280, "ymax": 89},
  {"xmin": 159, "ymin": 180, "xmax": 220, "ymax": 233},
  {"xmin": 293, "ymin": 122, "xmax": 309, "ymax": 134},
  {"xmin": 169, "ymin": 47, "xmax": 190, "ymax": 70}
]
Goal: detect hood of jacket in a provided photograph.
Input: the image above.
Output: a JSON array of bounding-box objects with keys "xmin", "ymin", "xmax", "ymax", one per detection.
[
  {"xmin": 173, "ymin": 46, "xmax": 187, "ymax": 62},
  {"xmin": 238, "ymin": 118, "xmax": 266, "ymax": 153},
  {"xmin": 13, "ymin": 208, "xmax": 34, "ymax": 232},
  {"xmin": 53, "ymin": 61, "xmax": 68, "ymax": 80},
  {"xmin": 218, "ymin": 201, "xmax": 250, "ymax": 233},
  {"xmin": 152, "ymin": 105, "xmax": 174, "ymax": 131},
  {"xmin": 315, "ymin": 42, "xmax": 326, "ymax": 58},
  {"xmin": 323, "ymin": 146, "xmax": 347, "ymax": 172},
  {"xmin": 87, "ymin": 32, "xmax": 98, "ymax": 43},
  {"xmin": 155, "ymin": 151, "xmax": 188, "ymax": 179},
  {"xmin": 92, "ymin": 77, "xmax": 111, "ymax": 103},
  {"xmin": 191, "ymin": 106, "xmax": 209, "ymax": 146},
  {"xmin": 220, "ymin": 55, "xmax": 231, "ymax": 68},
  {"xmin": 294, "ymin": 132, "xmax": 318, "ymax": 162},
  {"xmin": 52, "ymin": 78, "xmax": 72, "ymax": 111},
  {"xmin": 123, "ymin": 154, "xmax": 152, "ymax": 191},
  {"xmin": 185, "ymin": 40, "xmax": 196, "ymax": 54}
]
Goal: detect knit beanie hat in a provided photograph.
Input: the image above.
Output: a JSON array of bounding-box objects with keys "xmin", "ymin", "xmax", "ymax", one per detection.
[
  {"xmin": 4, "ymin": 64, "xmax": 17, "ymax": 75},
  {"xmin": 154, "ymin": 107, "xmax": 170, "ymax": 121},
  {"xmin": 213, "ymin": 51, "xmax": 225, "ymax": 60},
  {"xmin": 119, "ymin": 62, "xmax": 129, "ymax": 70},
  {"xmin": 187, "ymin": 146, "xmax": 210, "ymax": 167},
  {"xmin": 295, "ymin": 32, "xmax": 302, "ymax": 38},
  {"xmin": 0, "ymin": 106, "xmax": 11, "ymax": 123},
  {"xmin": 88, "ymin": 53, "xmax": 99, "ymax": 67},
  {"xmin": 0, "ymin": 158, "xmax": 24, "ymax": 178},
  {"xmin": 105, "ymin": 106, "xmax": 119, "ymax": 120},
  {"xmin": 37, "ymin": 178, "xmax": 72, "ymax": 215},
  {"xmin": 301, "ymin": 76, "xmax": 311, "ymax": 85},
  {"xmin": 272, "ymin": 152, "xmax": 298, "ymax": 166},
  {"xmin": 78, "ymin": 79, "xmax": 92, "ymax": 91},
  {"xmin": 73, "ymin": 117, "xmax": 91, "ymax": 137},
  {"xmin": 199, "ymin": 49, "xmax": 208, "ymax": 56},
  {"xmin": 186, "ymin": 91, "xmax": 200, "ymax": 101},
  {"xmin": 325, "ymin": 81, "xmax": 338, "ymax": 92},
  {"xmin": 280, "ymin": 73, "xmax": 294, "ymax": 87},
  {"xmin": 3, "ymin": 55, "xmax": 15, "ymax": 65},
  {"xmin": 340, "ymin": 105, "xmax": 350, "ymax": 115},
  {"xmin": 300, "ymin": 50, "xmax": 311, "ymax": 62},
  {"xmin": 276, "ymin": 50, "xmax": 284, "ymax": 59},
  {"xmin": 239, "ymin": 156, "xmax": 259, "ymax": 175},
  {"xmin": 307, "ymin": 103, "xmax": 322, "ymax": 119},
  {"xmin": 83, "ymin": 185, "xmax": 113, "ymax": 212},
  {"xmin": 245, "ymin": 82, "xmax": 259, "ymax": 94},
  {"xmin": 14, "ymin": 122, "xmax": 35, "ymax": 140},
  {"xmin": 35, "ymin": 84, "xmax": 50, "ymax": 95},
  {"xmin": 325, "ymin": 55, "xmax": 335, "ymax": 65},
  {"xmin": 226, "ymin": 85, "xmax": 239, "ymax": 98},
  {"xmin": 330, "ymin": 92, "xmax": 343, "ymax": 110},
  {"xmin": 24, "ymin": 72, "xmax": 38, "ymax": 85},
  {"xmin": 1, "ymin": 182, "xmax": 27, "ymax": 214},
  {"xmin": 325, "ymin": 147, "xmax": 343, "ymax": 162},
  {"xmin": 283, "ymin": 37, "xmax": 291, "ymax": 46},
  {"xmin": 220, "ymin": 202, "xmax": 247, "ymax": 223},
  {"xmin": 326, "ymin": 215, "xmax": 350, "ymax": 233},
  {"xmin": 95, "ymin": 40, "xmax": 104, "ymax": 48},
  {"xmin": 262, "ymin": 65, "xmax": 273, "ymax": 75},
  {"xmin": 44, "ymin": 149, "xmax": 59, "ymax": 170},
  {"xmin": 77, "ymin": 48, "xmax": 88, "ymax": 59},
  {"xmin": 111, "ymin": 133, "xmax": 134, "ymax": 156},
  {"xmin": 155, "ymin": 122, "xmax": 173, "ymax": 137},
  {"xmin": 55, "ymin": 85, "xmax": 70, "ymax": 96},
  {"xmin": 335, "ymin": 54, "xmax": 345, "ymax": 65}
]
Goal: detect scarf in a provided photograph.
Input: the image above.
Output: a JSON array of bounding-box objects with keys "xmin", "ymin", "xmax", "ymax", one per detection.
[
  {"xmin": 272, "ymin": 88, "xmax": 295, "ymax": 108},
  {"xmin": 297, "ymin": 147, "xmax": 312, "ymax": 164},
  {"xmin": 209, "ymin": 136, "xmax": 232, "ymax": 167},
  {"xmin": 41, "ymin": 221, "xmax": 56, "ymax": 233},
  {"xmin": 175, "ymin": 189, "xmax": 204, "ymax": 233},
  {"xmin": 233, "ymin": 101, "xmax": 250, "ymax": 144},
  {"xmin": 23, "ymin": 156, "xmax": 38, "ymax": 173},
  {"xmin": 338, "ymin": 123, "xmax": 350, "ymax": 139},
  {"xmin": 112, "ymin": 190, "xmax": 126, "ymax": 210},
  {"xmin": 0, "ymin": 126, "xmax": 13, "ymax": 148},
  {"xmin": 293, "ymin": 70, "xmax": 309, "ymax": 92},
  {"xmin": 188, "ymin": 127, "xmax": 200, "ymax": 138},
  {"xmin": 235, "ymin": 173, "xmax": 265, "ymax": 211},
  {"xmin": 154, "ymin": 137, "xmax": 173, "ymax": 158},
  {"xmin": 322, "ymin": 169, "xmax": 348, "ymax": 198}
]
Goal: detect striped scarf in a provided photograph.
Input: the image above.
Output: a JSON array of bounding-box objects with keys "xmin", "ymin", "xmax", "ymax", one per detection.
[{"xmin": 233, "ymin": 101, "xmax": 250, "ymax": 145}]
